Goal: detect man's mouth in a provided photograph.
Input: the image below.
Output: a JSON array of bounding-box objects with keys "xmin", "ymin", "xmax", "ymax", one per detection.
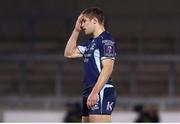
[{"xmin": 82, "ymin": 28, "xmax": 86, "ymax": 31}]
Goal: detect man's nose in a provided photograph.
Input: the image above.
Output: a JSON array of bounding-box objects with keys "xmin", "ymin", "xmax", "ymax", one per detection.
[
  {"xmin": 81, "ymin": 22, "xmax": 85, "ymax": 27},
  {"xmin": 81, "ymin": 23, "xmax": 85, "ymax": 29}
]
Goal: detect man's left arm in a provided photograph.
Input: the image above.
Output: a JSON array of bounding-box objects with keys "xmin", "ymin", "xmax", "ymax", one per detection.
[{"xmin": 87, "ymin": 59, "xmax": 114, "ymax": 109}]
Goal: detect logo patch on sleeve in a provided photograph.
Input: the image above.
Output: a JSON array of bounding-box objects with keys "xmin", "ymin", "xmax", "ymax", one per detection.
[{"xmin": 103, "ymin": 40, "xmax": 115, "ymax": 57}]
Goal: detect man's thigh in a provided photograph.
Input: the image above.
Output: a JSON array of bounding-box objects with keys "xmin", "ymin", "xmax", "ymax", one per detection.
[
  {"xmin": 89, "ymin": 115, "xmax": 111, "ymax": 122},
  {"xmin": 82, "ymin": 116, "xmax": 89, "ymax": 122}
]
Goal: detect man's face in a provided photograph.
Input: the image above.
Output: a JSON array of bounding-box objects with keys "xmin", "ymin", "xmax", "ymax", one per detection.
[{"xmin": 81, "ymin": 15, "xmax": 95, "ymax": 35}]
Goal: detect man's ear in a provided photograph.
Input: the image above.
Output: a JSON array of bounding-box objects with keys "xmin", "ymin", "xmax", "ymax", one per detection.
[{"xmin": 92, "ymin": 17, "xmax": 98, "ymax": 24}]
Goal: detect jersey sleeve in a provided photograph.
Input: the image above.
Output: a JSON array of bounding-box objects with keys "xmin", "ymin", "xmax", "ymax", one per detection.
[
  {"xmin": 77, "ymin": 41, "xmax": 88, "ymax": 55},
  {"xmin": 99, "ymin": 39, "xmax": 116, "ymax": 60}
]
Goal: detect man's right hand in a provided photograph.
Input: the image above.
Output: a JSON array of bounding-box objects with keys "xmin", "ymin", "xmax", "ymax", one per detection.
[{"xmin": 75, "ymin": 15, "xmax": 84, "ymax": 32}]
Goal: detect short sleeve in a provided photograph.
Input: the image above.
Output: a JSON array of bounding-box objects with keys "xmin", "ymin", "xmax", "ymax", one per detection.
[
  {"xmin": 77, "ymin": 41, "xmax": 88, "ymax": 55},
  {"xmin": 99, "ymin": 40, "xmax": 116, "ymax": 60}
]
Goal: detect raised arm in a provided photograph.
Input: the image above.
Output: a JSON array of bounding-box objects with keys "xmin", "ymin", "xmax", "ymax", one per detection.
[{"xmin": 64, "ymin": 15, "xmax": 84, "ymax": 58}]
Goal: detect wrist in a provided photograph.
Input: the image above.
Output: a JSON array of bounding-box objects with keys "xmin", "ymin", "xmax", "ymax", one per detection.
[{"xmin": 91, "ymin": 89, "xmax": 99, "ymax": 95}]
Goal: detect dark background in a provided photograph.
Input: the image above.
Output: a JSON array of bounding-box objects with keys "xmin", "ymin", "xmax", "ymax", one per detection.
[{"xmin": 0, "ymin": 0, "xmax": 180, "ymax": 121}]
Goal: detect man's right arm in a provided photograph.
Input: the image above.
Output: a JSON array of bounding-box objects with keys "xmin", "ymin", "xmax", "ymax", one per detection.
[
  {"xmin": 64, "ymin": 29, "xmax": 82, "ymax": 58},
  {"xmin": 64, "ymin": 15, "xmax": 83, "ymax": 58}
]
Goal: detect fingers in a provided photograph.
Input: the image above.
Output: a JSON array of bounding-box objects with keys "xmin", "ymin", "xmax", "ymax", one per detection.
[
  {"xmin": 86, "ymin": 94, "xmax": 99, "ymax": 109},
  {"xmin": 75, "ymin": 15, "xmax": 84, "ymax": 32},
  {"xmin": 87, "ymin": 100, "xmax": 93, "ymax": 109},
  {"xmin": 78, "ymin": 14, "xmax": 84, "ymax": 21},
  {"xmin": 87, "ymin": 99, "xmax": 97, "ymax": 109},
  {"xmin": 87, "ymin": 99, "xmax": 91, "ymax": 109},
  {"xmin": 77, "ymin": 14, "xmax": 84, "ymax": 25}
]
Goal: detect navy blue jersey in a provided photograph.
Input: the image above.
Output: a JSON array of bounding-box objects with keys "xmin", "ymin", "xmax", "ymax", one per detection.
[{"xmin": 77, "ymin": 31, "xmax": 116, "ymax": 95}]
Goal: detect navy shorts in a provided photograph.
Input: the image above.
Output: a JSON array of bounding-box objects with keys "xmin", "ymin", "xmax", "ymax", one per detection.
[{"xmin": 82, "ymin": 84, "xmax": 116, "ymax": 116}]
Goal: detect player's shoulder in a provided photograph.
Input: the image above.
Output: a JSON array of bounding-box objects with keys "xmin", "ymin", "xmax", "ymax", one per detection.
[
  {"xmin": 99, "ymin": 31, "xmax": 115, "ymax": 44},
  {"xmin": 100, "ymin": 31, "xmax": 114, "ymax": 41}
]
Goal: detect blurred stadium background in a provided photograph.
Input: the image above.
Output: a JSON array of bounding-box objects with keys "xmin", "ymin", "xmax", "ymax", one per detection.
[{"xmin": 0, "ymin": 0, "xmax": 180, "ymax": 122}]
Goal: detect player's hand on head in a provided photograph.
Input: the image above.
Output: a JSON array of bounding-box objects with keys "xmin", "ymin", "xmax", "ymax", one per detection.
[{"xmin": 75, "ymin": 14, "xmax": 84, "ymax": 32}]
